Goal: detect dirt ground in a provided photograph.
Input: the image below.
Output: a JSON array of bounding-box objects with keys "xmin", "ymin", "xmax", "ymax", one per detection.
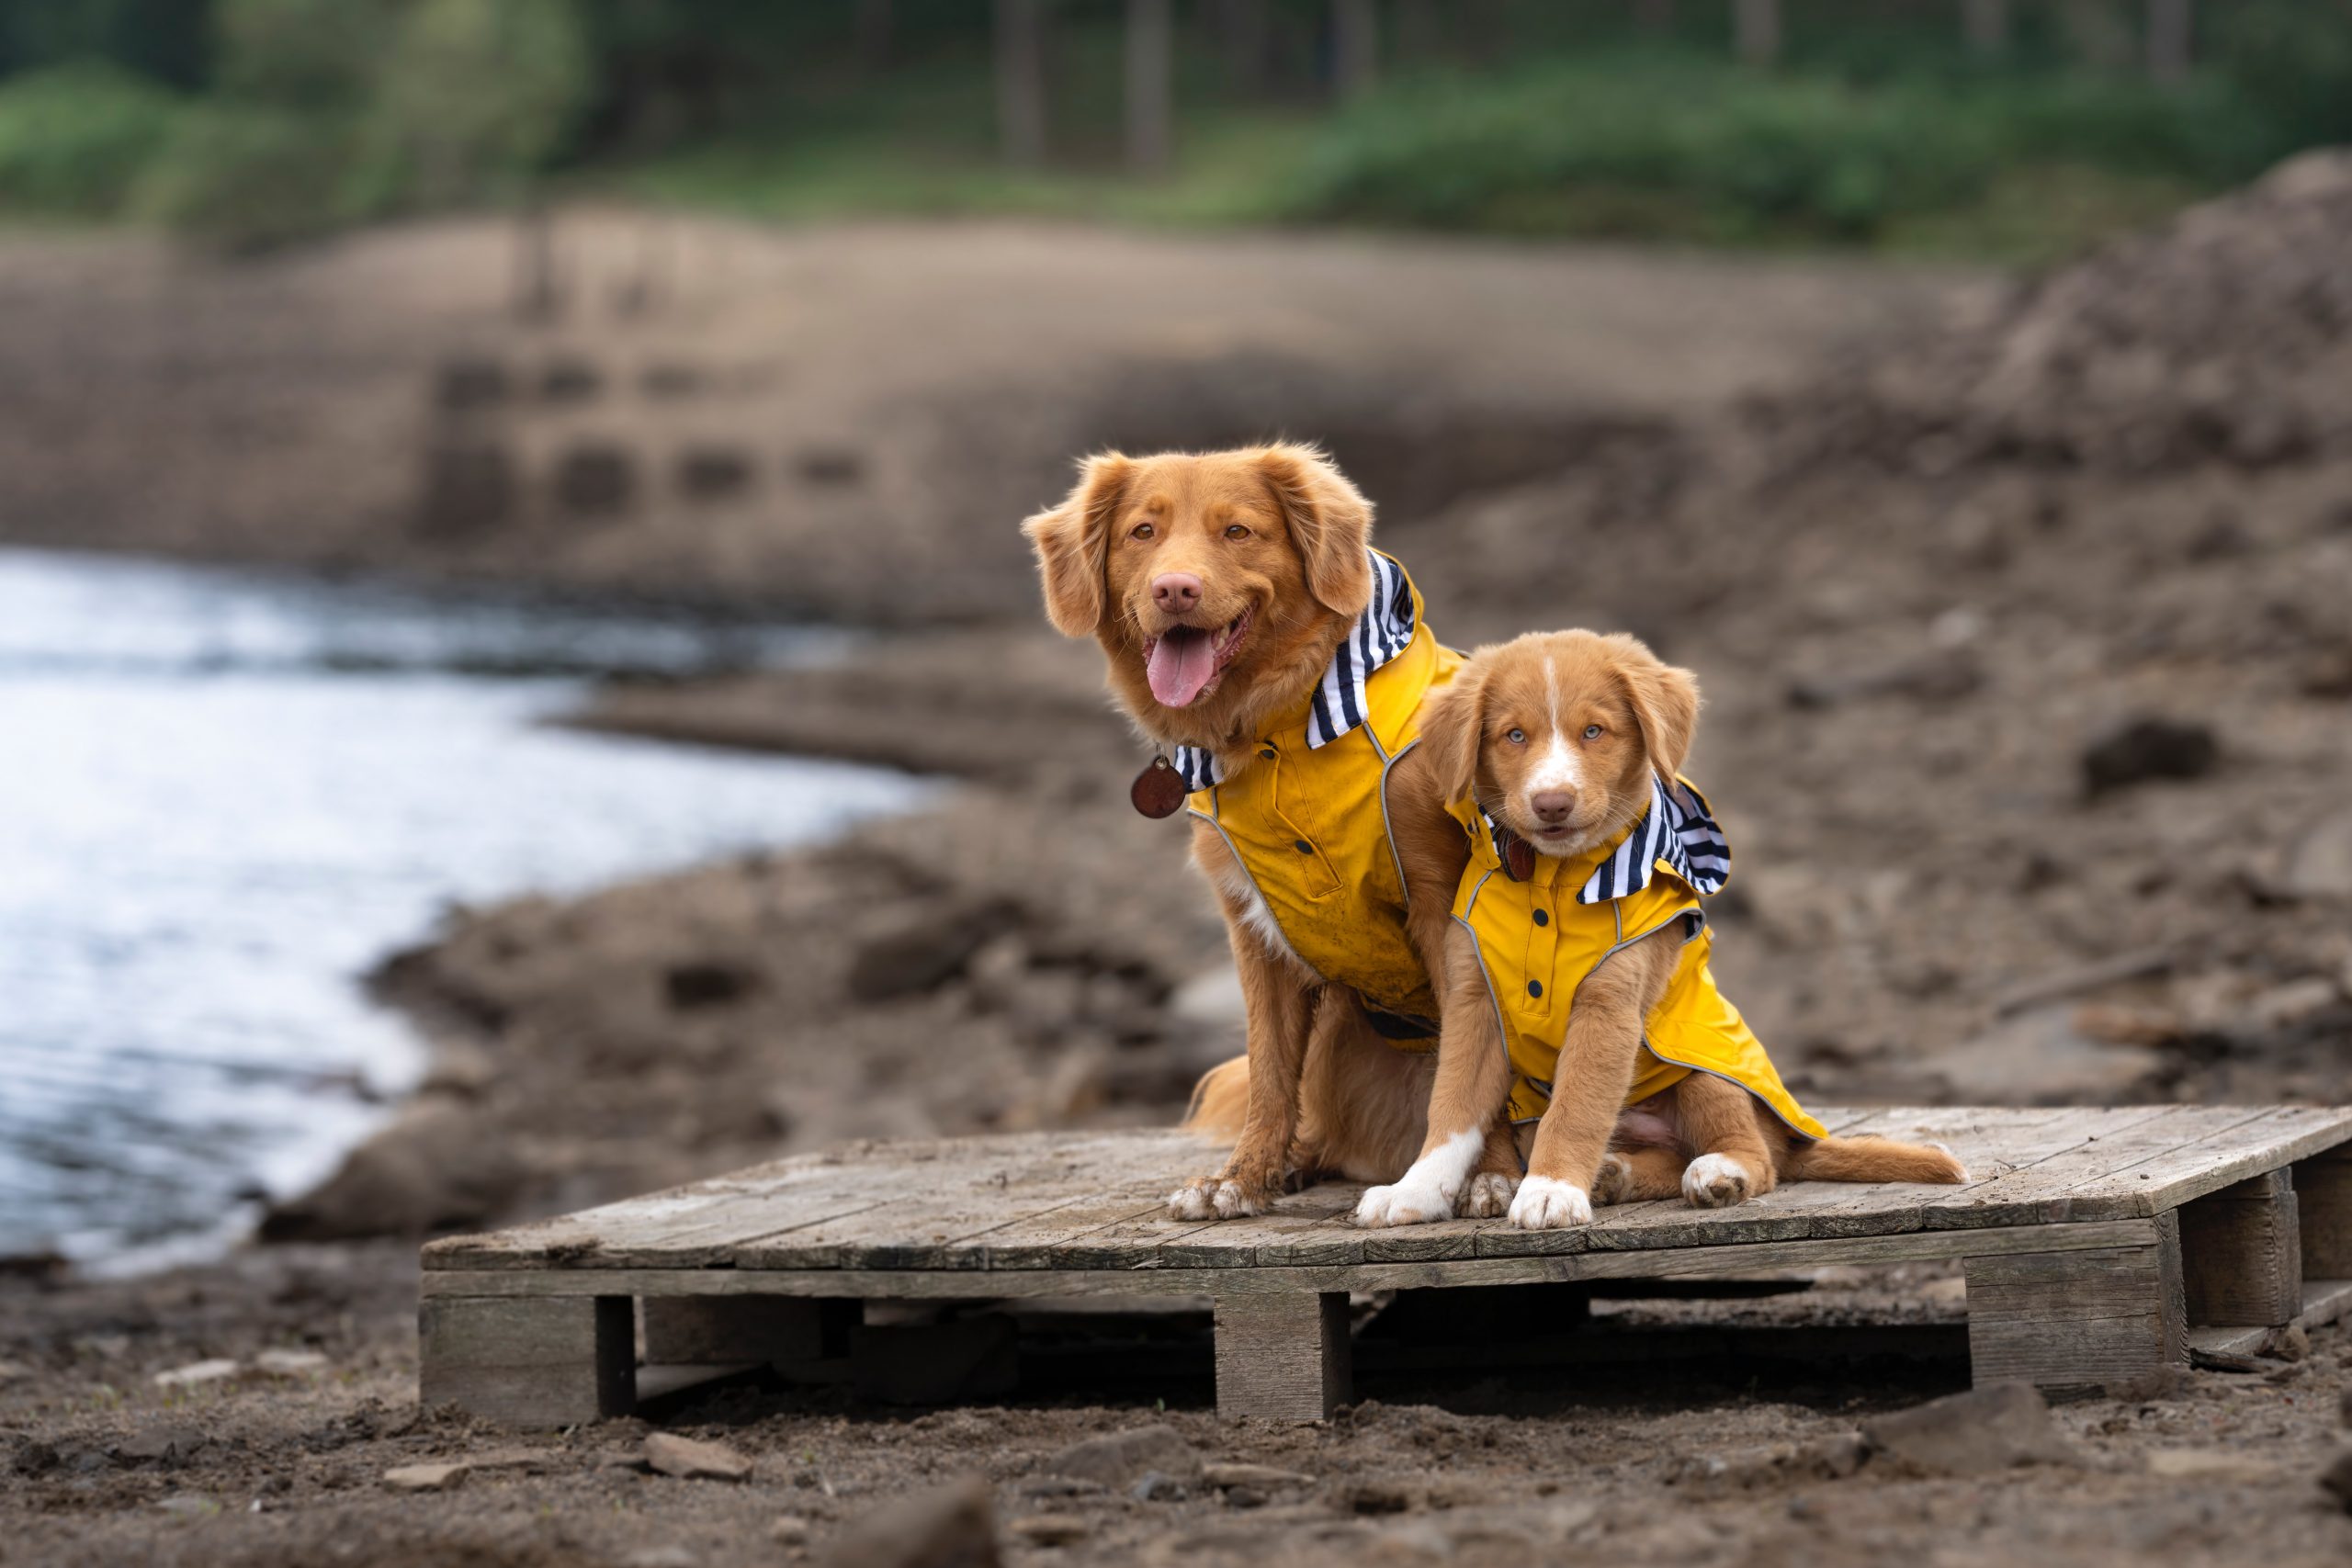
[{"xmin": 7, "ymin": 159, "xmax": 2352, "ymax": 1563}]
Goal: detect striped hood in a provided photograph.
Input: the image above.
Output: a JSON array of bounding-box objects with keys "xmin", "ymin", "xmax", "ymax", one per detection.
[{"xmin": 1168, "ymin": 549, "xmax": 1416, "ymax": 792}]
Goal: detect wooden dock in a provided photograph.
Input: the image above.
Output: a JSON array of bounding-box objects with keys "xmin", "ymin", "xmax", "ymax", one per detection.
[{"xmin": 419, "ymin": 1105, "xmax": 2352, "ymax": 1425}]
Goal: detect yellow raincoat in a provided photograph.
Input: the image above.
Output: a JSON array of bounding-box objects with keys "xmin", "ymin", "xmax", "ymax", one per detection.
[
  {"xmin": 1183, "ymin": 552, "xmax": 1460, "ymax": 1034},
  {"xmin": 1445, "ymin": 777, "xmax": 1825, "ymax": 1135}
]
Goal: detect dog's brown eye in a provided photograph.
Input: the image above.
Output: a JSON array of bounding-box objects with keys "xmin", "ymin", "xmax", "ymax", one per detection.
[
  {"xmin": 1130, "ymin": 523, "xmax": 1155, "ymax": 540},
  {"xmin": 1506, "ymin": 728, "xmax": 1526, "ymax": 745},
  {"xmin": 1582, "ymin": 724, "xmax": 1603, "ymax": 740},
  {"xmin": 1224, "ymin": 525, "xmax": 1250, "ymax": 540}
]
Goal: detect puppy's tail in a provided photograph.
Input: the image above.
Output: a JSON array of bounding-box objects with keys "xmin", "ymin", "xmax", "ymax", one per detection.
[
  {"xmin": 1182, "ymin": 1055, "xmax": 1250, "ymax": 1137},
  {"xmin": 1786, "ymin": 1134, "xmax": 1969, "ymax": 1186}
]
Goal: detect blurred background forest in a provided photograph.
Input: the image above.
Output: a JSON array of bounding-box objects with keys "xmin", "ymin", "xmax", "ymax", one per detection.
[{"xmin": 3, "ymin": 0, "xmax": 2351, "ymax": 259}]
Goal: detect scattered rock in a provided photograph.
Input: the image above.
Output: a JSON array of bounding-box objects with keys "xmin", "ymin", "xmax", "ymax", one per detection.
[
  {"xmin": 645, "ymin": 1433, "xmax": 754, "ymax": 1483},
  {"xmin": 2148, "ymin": 1449, "xmax": 2284, "ymax": 1481},
  {"xmin": 1127, "ymin": 1471, "xmax": 1186, "ymax": 1502},
  {"xmin": 384, "ymin": 1462, "xmax": 469, "ymax": 1493},
  {"xmin": 10, "ymin": 1439, "xmax": 59, "ymax": 1477},
  {"xmin": 253, "ymin": 1348, "xmax": 329, "ymax": 1377},
  {"xmin": 771, "ymin": 1514, "xmax": 812, "ymax": 1547},
  {"xmin": 1860, "ymin": 1382, "xmax": 2082, "ymax": 1475},
  {"xmin": 157, "ymin": 1494, "xmax": 221, "ymax": 1519},
  {"xmin": 621, "ymin": 1549, "xmax": 700, "ymax": 1568},
  {"xmin": 846, "ymin": 899, "xmax": 1022, "ymax": 1003},
  {"xmin": 664, "ymin": 959, "xmax": 759, "ymax": 1011},
  {"xmin": 1045, "ymin": 1424, "xmax": 1200, "ymax": 1487},
  {"xmin": 2321, "ymin": 1450, "xmax": 2352, "ymax": 1513},
  {"xmin": 820, "ymin": 1474, "xmax": 998, "ymax": 1568},
  {"xmin": 2271, "ymin": 815, "xmax": 2352, "ymax": 903},
  {"xmin": 1919, "ymin": 1008, "xmax": 2164, "ymax": 1104},
  {"xmin": 153, "ymin": 1359, "xmax": 240, "ymax": 1389},
  {"xmin": 1009, "ymin": 1515, "xmax": 1089, "ymax": 1546},
  {"xmin": 2080, "ymin": 717, "xmax": 2220, "ymax": 796},
  {"xmin": 1670, "ymin": 1433, "xmax": 1868, "ymax": 1492},
  {"xmin": 1202, "ymin": 1461, "xmax": 1311, "ymax": 1489},
  {"xmin": 1223, "ymin": 1484, "xmax": 1266, "ymax": 1509},
  {"xmin": 0, "ymin": 1359, "xmax": 28, "ymax": 1384},
  {"xmin": 116, "ymin": 1425, "xmax": 209, "ymax": 1466}
]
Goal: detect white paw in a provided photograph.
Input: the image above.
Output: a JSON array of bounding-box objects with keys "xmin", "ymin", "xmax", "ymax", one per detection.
[
  {"xmin": 1681, "ymin": 1152, "xmax": 1754, "ymax": 1209},
  {"xmin": 1354, "ymin": 1178, "xmax": 1453, "ymax": 1228},
  {"xmin": 1166, "ymin": 1178, "xmax": 1263, "ymax": 1220},
  {"xmin": 1590, "ymin": 1152, "xmax": 1633, "ymax": 1205},
  {"xmin": 1462, "ymin": 1170, "xmax": 1519, "ymax": 1218},
  {"xmin": 1508, "ymin": 1175, "xmax": 1593, "ymax": 1231},
  {"xmin": 1925, "ymin": 1140, "xmax": 1972, "ymax": 1182}
]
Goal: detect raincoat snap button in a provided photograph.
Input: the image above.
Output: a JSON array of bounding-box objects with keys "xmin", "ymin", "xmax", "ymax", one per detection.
[
  {"xmin": 1260, "ymin": 747, "xmax": 1277, "ymax": 761},
  {"xmin": 1527, "ymin": 979, "xmax": 1544, "ymax": 998},
  {"xmin": 1532, "ymin": 908, "xmax": 1549, "ymax": 927},
  {"xmin": 1294, "ymin": 839, "xmax": 1313, "ymax": 854}
]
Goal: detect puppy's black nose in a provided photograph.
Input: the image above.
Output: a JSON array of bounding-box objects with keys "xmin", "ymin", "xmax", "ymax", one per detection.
[{"xmin": 1530, "ymin": 791, "xmax": 1574, "ymax": 825}]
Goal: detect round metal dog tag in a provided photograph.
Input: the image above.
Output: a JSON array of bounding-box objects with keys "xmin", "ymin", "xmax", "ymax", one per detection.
[{"xmin": 1130, "ymin": 756, "xmax": 1188, "ymax": 819}]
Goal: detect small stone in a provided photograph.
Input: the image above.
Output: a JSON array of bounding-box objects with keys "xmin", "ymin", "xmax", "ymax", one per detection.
[
  {"xmin": 1202, "ymin": 1461, "xmax": 1311, "ymax": 1490},
  {"xmin": 10, "ymin": 1440, "xmax": 59, "ymax": 1477},
  {"xmin": 644, "ymin": 1433, "xmax": 753, "ymax": 1483},
  {"xmin": 2318, "ymin": 1450, "xmax": 2352, "ymax": 1512},
  {"xmin": 1010, "ymin": 1515, "xmax": 1088, "ymax": 1546},
  {"xmin": 621, "ymin": 1549, "xmax": 699, "ymax": 1568},
  {"xmin": 1044, "ymin": 1425, "xmax": 1199, "ymax": 1486},
  {"xmin": 116, "ymin": 1425, "xmax": 208, "ymax": 1466},
  {"xmin": 820, "ymin": 1474, "xmax": 998, "ymax": 1568},
  {"xmin": 1126, "ymin": 1471, "xmax": 1185, "ymax": 1502},
  {"xmin": 153, "ymin": 1359, "xmax": 240, "ymax": 1389},
  {"xmin": 2147, "ymin": 1449, "xmax": 2280, "ymax": 1480},
  {"xmin": 253, "ymin": 1348, "xmax": 329, "ymax": 1377},
  {"xmin": 384, "ymin": 1462, "xmax": 469, "ymax": 1493},
  {"xmin": 1223, "ymin": 1484, "xmax": 1266, "ymax": 1509},
  {"xmin": 1861, "ymin": 1382, "xmax": 2082, "ymax": 1476},
  {"xmin": 2080, "ymin": 717, "xmax": 2220, "ymax": 796},
  {"xmin": 0, "ymin": 1359, "xmax": 28, "ymax": 1384},
  {"xmin": 157, "ymin": 1494, "xmax": 220, "ymax": 1519},
  {"xmin": 771, "ymin": 1515, "xmax": 812, "ymax": 1546}
]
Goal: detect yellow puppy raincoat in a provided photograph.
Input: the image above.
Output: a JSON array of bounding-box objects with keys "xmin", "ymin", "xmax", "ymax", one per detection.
[
  {"xmin": 1446, "ymin": 774, "xmax": 1826, "ymax": 1135},
  {"xmin": 1179, "ymin": 551, "xmax": 1460, "ymax": 1035}
]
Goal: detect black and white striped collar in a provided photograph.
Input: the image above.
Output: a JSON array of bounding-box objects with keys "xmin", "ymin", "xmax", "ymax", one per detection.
[
  {"xmin": 1476, "ymin": 774, "xmax": 1731, "ymax": 903},
  {"xmin": 1168, "ymin": 550, "xmax": 1416, "ymax": 792}
]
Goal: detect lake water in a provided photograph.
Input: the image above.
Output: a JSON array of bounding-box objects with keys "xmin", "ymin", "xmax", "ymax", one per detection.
[{"xmin": 0, "ymin": 549, "xmax": 933, "ymax": 1273}]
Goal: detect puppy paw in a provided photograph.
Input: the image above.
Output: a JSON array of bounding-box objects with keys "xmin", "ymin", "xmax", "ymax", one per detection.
[
  {"xmin": 1925, "ymin": 1139, "xmax": 1972, "ymax": 1183},
  {"xmin": 1590, "ymin": 1152, "xmax": 1634, "ymax": 1206},
  {"xmin": 1353, "ymin": 1178, "xmax": 1452, "ymax": 1228},
  {"xmin": 1681, "ymin": 1152, "xmax": 1755, "ymax": 1209},
  {"xmin": 1462, "ymin": 1170, "xmax": 1520, "ymax": 1218},
  {"xmin": 1507, "ymin": 1175, "xmax": 1593, "ymax": 1231}
]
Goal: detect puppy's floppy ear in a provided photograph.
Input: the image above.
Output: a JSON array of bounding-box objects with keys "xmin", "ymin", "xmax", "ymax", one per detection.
[
  {"xmin": 1022, "ymin": 453, "xmax": 1134, "ymax": 637},
  {"xmin": 1256, "ymin": 444, "xmax": 1374, "ymax": 618},
  {"xmin": 1609, "ymin": 634, "xmax": 1701, "ymax": 783},
  {"xmin": 1416, "ymin": 656, "xmax": 1491, "ymax": 809}
]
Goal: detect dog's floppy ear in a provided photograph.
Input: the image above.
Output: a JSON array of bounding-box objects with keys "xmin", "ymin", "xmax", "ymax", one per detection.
[
  {"xmin": 1416, "ymin": 656, "xmax": 1490, "ymax": 809},
  {"xmin": 1022, "ymin": 453, "xmax": 1134, "ymax": 637},
  {"xmin": 1610, "ymin": 635, "xmax": 1701, "ymax": 783},
  {"xmin": 1256, "ymin": 444, "xmax": 1374, "ymax": 618}
]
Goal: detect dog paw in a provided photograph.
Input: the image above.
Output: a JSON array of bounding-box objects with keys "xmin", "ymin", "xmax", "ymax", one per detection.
[
  {"xmin": 1590, "ymin": 1152, "xmax": 1634, "ymax": 1205},
  {"xmin": 1462, "ymin": 1170, "xmax": 1519, "ymax": 1218},
  {"xmin": 1353, "ymin": 1179, "xmax": 1452, "ymax": 1227},
  {"xmin": 1507, "ymin": 1175, "xmax": 1593, "ymax": 1231},
  {"xmin": 1681, "ymin": 1153, "xmax": 1755, "ymax": 1209},
  {"xmin": 1925, "ymin": 1139, "xmax": 1972, "ymax": 1183},
  {"xmin": 1167, "ymin": 1171, "xmax": 1275, "ymax": 1220}
]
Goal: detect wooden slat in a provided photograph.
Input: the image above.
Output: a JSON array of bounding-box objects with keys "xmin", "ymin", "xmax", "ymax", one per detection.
[
  {"xmin": 419, "ymin": 1295, "xmax": 634, "ymax": 1427},
  {"xmin": 2060, "ymin": 1106, "xmax": 2352, "ymax": 1220},
  {"xmin": 1964, "ymin": 1212, "xmax": 2186, "ymax": 1400},
  {"xmin": 2178, "ymin": 1169, "xmax": 2302, "ymax": 1328},
  {"xmin": 1916, "ymin": 1105, "xmax": 2278, "ymax": 1230},
  {"xmin": 1214, "ymin": 1292, "xmax": 1350, "ymax": 1420}
]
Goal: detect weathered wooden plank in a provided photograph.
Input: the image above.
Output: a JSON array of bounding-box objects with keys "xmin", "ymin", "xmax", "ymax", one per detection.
[
  {"xmin": 1918, "ymin": 1105, "xmax": 2278, "ymax": 1230},
  {"xmin": 419, "ymin": 1295, "xmax": 634, "ymax": 1427},
  {"xmin": 1214, "ymin": 1292, "xmax": 1350, "ymax": 1421},
  {"xmin": 2293, "ymin": 1148, "xmax": 2352, "ymax": 1279},
  {"xmin": 1159, "ymin": 1184, "xmax": 1369, "ymax": 1268},
  {"xmin": 1911, "ymin": 1103, "xmax": 2177, "ymax": 1229},
  {"xmin": 420, "ymin": 1217, "xmax": 2165, "ymax": 1303},
  {"xmin": 2062, "ymin": 1106, "xmax": 2352, "ymax": 1220},
  {"xmin": 1963, "ymin": 1212, "xmax": 2185, "ymax": 1400},
  {"xmin": 2178, "ymin": 1169, "xmax": 2302, "ymax": 1328}
]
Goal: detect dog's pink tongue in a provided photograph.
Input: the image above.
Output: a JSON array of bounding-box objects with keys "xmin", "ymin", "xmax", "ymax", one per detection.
[{"xmin": 1147, "ymin": 630, "xmax": 1217, "ymax": 707}]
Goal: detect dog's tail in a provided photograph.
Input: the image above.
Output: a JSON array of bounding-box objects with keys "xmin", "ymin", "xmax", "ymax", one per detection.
[
  {"xmin": 1785, "ymin": 1134, "xmax": 1969, "ymax": 1186},
  {"xmin": 1182, "ymin": 1054, "xmax": 1250, "ymax": 1137}
]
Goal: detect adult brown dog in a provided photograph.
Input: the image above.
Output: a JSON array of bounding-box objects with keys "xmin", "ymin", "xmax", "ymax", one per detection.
[
  {"xmin": 1357, "ymin": 629, "xmax": 1967, "ymax": 1229},
  {"xmin": 1023, "ymin": 445, "xmax": 1507, "ymax": 1219}
]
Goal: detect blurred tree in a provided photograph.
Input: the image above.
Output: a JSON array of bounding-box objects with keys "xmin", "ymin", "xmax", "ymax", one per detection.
[
  {"xmin": 995, "ymin": 0, "xmax": 1046, "ymax": 164},
  {"xmin": 1125, "ymin": 0, "xmax": 1170, "ymax": 171},
  {"xmin": 1393, "ymin": 0, "xmax": 1442, "ymax": 66},
  {"xmin": 0, "ymin": 0, "xmax": 213, "ymax": 88},
  {"xmin": 1963, "ymin": 0, "xmax": 2009, "ymax": 57},
  {"xmin": 367, "ymin": 0, "xmax": 591, "ymax": 209},
  {"xmin": 1213, "ymin": 0, "xmax": 1270, "ymax": 95},
  {"xmin": 856, "ymin": 0, "xmax": 893, "ymax": 71},
  {"xmin": 2146, "ymin": 0, "xmax": 2192, "ymax": 85},
  {"xmin": 1635, "ymin": 0, "xmax": 1676, "ymax": 34},
  {"xmin": 1331, "ymin": 0, "xmax": 1377, "ymax": 99},
  {"xmin": 2064, "ymin": 0, "xmax": 2135, "ymax": 69},
  {"xmin": 1736, "ymin": 0, "xmax": 1781, "ymax": 67}
]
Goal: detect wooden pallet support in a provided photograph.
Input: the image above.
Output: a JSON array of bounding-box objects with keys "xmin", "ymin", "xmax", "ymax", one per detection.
[
  {"xmin": 642, "ymin": 1295, "xmax": 858, "ymax": 1365},
  {"xmin": 1215, "ymin": 1292, "xmax": 1351, "ymax": 1421},
  {"xmin": 420, "ymin": 1294, "xmax": 634, "ymax": 1428},
  {"xmin": 2178, "ymin": 1168, "xmax": 2301, "ymax": 1327},
  {"xmin": 2295, "ymin": 1148, "xmax": 2352, "ymax": 1279},
  {"xmin": 1963, "ymin": 1212, "xmax": 2186, "ymax": 1400}
]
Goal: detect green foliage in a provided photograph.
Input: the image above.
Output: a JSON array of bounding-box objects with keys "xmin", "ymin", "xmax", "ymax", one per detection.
[
  {"xmin": 2214, "ymin": 0, "xmax": 2352, "ymax": 151},
  {"xmin": 366, "ymin": 0, "xmax": 592, "ymax": 207},
  {"xmin": 0, "ymin": 60, "xmax": 178, "ymax": 215},
  {"xmin": 208, "ymin": 0, "xmax": 395, "ymax": 108},
  {"xmin": 132, "ymin": 99, "xmax": 360, "ymax": 247}
]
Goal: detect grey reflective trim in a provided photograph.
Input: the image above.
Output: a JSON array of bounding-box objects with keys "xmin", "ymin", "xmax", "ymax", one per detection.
[
  {"xmin": 1375, "ymin": 736, "xmax": 1419, "ymax": 904},
  {"xmin": 1449, "ymin": 897, "xmax": 1515, "ymax": 1096},
  {"xmin": 1633, "ymin": 1052, "xmax": 1820, "ymax": 1145}
]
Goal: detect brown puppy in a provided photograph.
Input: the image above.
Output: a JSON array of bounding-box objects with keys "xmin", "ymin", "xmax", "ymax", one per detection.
[
  {"xmin": 1359, "ymin": 630, "xmax": 1966, "ymax": 1229},
  {"xmin": 1023, "ymin": 446, "xmax": 1479, "ymax": 1218}
]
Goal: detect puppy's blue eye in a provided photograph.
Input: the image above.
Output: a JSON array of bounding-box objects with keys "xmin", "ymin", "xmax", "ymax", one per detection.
[
  {"xmin": 1583, "ymin": 725, "xmax": 1603, "ymax": 740},
  {"xmin": 1506, "ymin": 728, "xmax": 1526, "ymax": 744}
]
